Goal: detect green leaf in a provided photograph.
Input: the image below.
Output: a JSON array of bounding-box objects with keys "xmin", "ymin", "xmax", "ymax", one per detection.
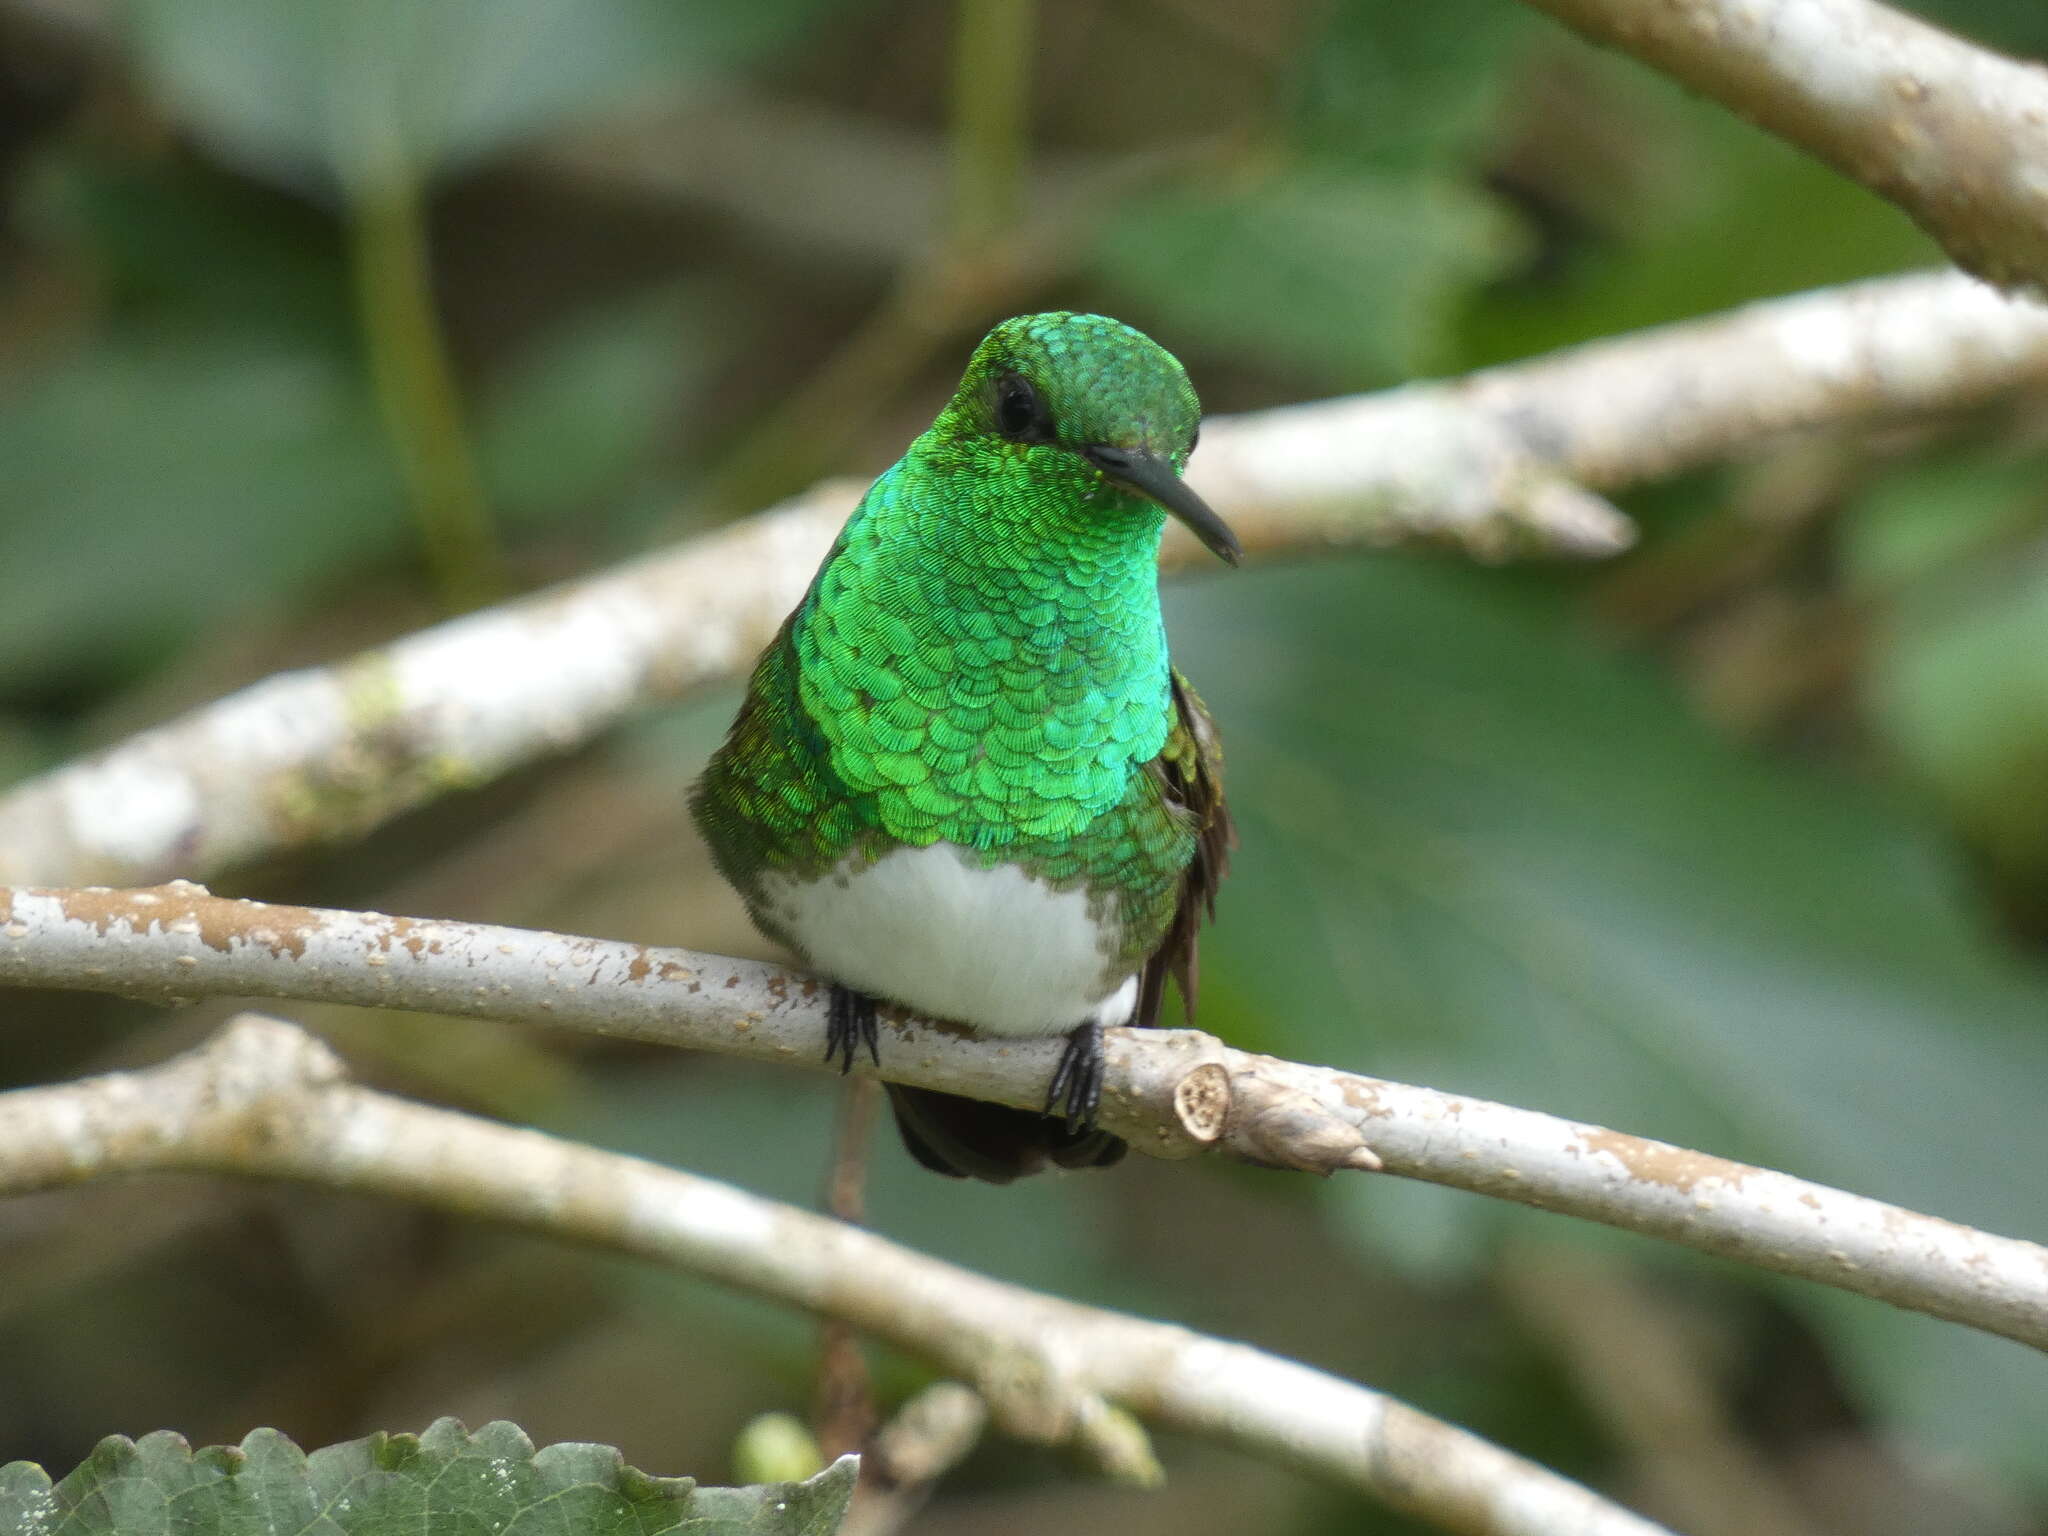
[
  {"xmin": 0, "ymin": 330, "xmax": 404, "ymax": 687},
  {"xmin": 1795, "ymin": 1288, "xmax": 2048, "ymax": 1491},
  {"xmin": 1092, "ymin": 168, "xmax": 1520, "ymax": 386},
  {"xmin": 1166, "ymin": 557, "xmax": 2048, "ymax": 1478},
  {"xmin": 478, "ymin": 288, "xmax": 703, "ymax": 531},
  {"xmin": 1843, "ymin": 453, "xmax": 2048, "ymax": 887},
  {"xmin": 23, "ymin": 153, "xmax": 353, "ymax": 344},
  {"xmin": 120, "ymin": 0, "xmax": 850, "ymax": 193},
  {"xmin": 0, "ymin": 1418, "xmax": 856, "ymax": 1536},
  {"xmin": 1289, "ymin": 0, "xmax": 1534, "ymax": 172},
  {"xmin": 1901, "ymin": 0, "xmax": 2048, "ymax": 58}
]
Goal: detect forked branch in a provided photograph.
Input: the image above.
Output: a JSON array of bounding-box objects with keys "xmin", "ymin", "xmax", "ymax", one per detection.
[{"xmin": 0, "ymin": 1013, "xmax": 1675, "ymax": 1536}]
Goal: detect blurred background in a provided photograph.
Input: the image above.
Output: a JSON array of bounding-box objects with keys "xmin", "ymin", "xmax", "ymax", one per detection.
[{"xmin": 3, "ymin": 0, "xmax": 2047, "ymax": 1531}]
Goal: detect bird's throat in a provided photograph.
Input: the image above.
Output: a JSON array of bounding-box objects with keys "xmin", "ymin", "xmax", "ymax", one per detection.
[{"xmin": 792, "ymin": 452, "xmax": 1174, "ymax": 850}]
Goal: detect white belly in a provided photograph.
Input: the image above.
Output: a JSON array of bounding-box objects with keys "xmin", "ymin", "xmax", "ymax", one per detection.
[{"xmin": 763, "ymin": 843, "xmax": 1137, "ymax": 1036}]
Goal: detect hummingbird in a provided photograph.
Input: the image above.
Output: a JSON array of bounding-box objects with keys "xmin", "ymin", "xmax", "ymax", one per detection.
[{"xmin": 691, "ymin": 312, "xmax": 1236, "ymax": 1182}]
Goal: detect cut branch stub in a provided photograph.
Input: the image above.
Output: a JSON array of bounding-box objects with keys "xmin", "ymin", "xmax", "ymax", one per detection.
[
  {"xmin": 1171, "ymin": 1062, "xmax": 1232, "ymax": 1146},
  {"xmin": 1230, "ymin": 1066, "xmax": 1385, "ymax": 1175}
]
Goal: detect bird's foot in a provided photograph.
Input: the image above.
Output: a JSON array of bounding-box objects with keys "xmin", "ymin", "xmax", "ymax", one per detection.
[
  {"xmin": 1045, "ymin": 1019, "xmax": 1105, "ymax": 1133},
  {"xmin": 825, "ymin": 984, "xmax": 880, "ymax": 1074}
]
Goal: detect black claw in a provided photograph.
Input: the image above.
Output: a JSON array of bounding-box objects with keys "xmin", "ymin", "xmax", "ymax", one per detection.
[
  {"xmin": 826, "ymin": 985, "xmax": 880, "ymax": 1074},
  {"xmin": 1045, "ymin": 1020, "xmax": 1105, "ymax": 1133}
]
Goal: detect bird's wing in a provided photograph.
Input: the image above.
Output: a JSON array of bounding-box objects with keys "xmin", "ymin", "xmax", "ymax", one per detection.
[
  {"xmin": 1136, "ymin": 669, "xmax": 1235, "ymax": 1029},
  {"xmin": 689, "ymin": 609, "xmax": 856, "ymax": 933}
]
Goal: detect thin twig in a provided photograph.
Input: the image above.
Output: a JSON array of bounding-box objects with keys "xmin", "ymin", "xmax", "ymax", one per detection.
[
  {"xmin": 839, "ymin": 1383, "xmax": 988, "ymax": 1536},
  {"xmin": 3, "ymin": 883, "xmax": 2044, "ymax": 1355},
  {"xmin": 347, "ymin": 163, "xmax": 503, "ymax": 611},
  {"xmin": 815, "ymin": 1075, "xmax": 882, "ymax": 1462},
  {"xmin": 949, "ymin": 0, "xmax": 1035, "ymax": 245}
]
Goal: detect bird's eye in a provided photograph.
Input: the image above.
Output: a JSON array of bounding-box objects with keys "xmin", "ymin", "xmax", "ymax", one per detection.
[{"xmin": 994, "ymin": 372, "xmax": 1051, "ymax": 444}]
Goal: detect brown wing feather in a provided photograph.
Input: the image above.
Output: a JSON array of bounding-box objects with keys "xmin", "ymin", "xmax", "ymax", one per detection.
[{"xmin": 1135, "ymin": 669, "xmax": 1234, "ymax": 1031}]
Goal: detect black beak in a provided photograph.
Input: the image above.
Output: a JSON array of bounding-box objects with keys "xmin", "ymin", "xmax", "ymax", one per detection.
[{"xmin": 1083, "ymin": 444, "xmax": 1241, "ymax": 566}]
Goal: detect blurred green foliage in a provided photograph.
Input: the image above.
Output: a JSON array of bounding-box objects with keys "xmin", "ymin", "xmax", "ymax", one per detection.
[
  {"xmin": 122, "ymin": 0, "xmax": 835, "ymax": 194},
  {"xmin": 2, "ymin": 1, "xmax": 2046, "ymax": 1534}
]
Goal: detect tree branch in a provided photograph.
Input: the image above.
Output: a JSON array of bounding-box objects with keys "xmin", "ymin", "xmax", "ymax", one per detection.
[
  {"xmin": 1515, "ymin": 0, "xmax": 2048, "ymax": 295},
  {"xmin": 5, "ymin": 883, "xmax": 2044, "ymax": 1355},
  {"xmin": 840, "ymin": 1382, "xmax": 988, "ymax": 1536},
  {"xmin": 0, "ymin": 1012, "xmax": 1678, "ymax": 1536},
  {"xmin": 4, "ymin": 271, "xmax": 2044, "ymax": 889}
]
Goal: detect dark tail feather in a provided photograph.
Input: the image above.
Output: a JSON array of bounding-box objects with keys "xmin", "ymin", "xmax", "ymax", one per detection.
[{"xmin": 885, "ymin": 1084, "xmax": 1126, "ymax": 1184}]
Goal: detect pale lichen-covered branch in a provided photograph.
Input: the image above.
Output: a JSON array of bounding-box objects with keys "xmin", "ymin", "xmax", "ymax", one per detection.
[
  {"xmin": 1515, "ymin": 0, "xmax": 2048, "ymax": 294},
  {"xmin": 3, "ymin": 272, "xmax": 2045, "ymax": 890},
  {"xmin": 839, "ymin": 1383, "xmax": 989, "ymax": 1536},
  {"xmin": 5, "ymin": 883, "xmax": 2044, "ymax": 1354},
  {"xmin": 0, "ymin": 1013, "xmax": 1677, "ymax": 1536}
]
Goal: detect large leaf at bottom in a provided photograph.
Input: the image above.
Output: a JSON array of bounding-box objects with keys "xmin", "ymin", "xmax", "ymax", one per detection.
[{"xmin": 0, "ymin": 1418, "xmax": 854, "ymax": 1536}]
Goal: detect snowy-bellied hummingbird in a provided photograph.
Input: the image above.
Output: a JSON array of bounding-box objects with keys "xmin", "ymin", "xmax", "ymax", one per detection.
[{"xmin": 691, "ymin": 312, "xmax": 1236, "ymax": 1182}]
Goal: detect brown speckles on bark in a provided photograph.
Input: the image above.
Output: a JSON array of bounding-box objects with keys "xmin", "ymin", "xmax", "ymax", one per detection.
[
  {"xmin": 1576, "ymin": 1128, "xmax": 1753, "ymax": 1196},
  {"xmin": 55, "ymin": 882, "xmax": 313, "ymax": 960}
]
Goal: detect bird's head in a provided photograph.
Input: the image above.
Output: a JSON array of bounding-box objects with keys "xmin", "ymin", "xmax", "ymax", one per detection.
[{"xmin": 934, "ymin": 312, "xmax": 1241, "ymax": 565}]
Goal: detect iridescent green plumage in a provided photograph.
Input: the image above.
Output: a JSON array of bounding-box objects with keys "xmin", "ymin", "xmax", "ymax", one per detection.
[{"xmin": 692, "ymin": 312, "xmax": 1234, "ymax": 1181}]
